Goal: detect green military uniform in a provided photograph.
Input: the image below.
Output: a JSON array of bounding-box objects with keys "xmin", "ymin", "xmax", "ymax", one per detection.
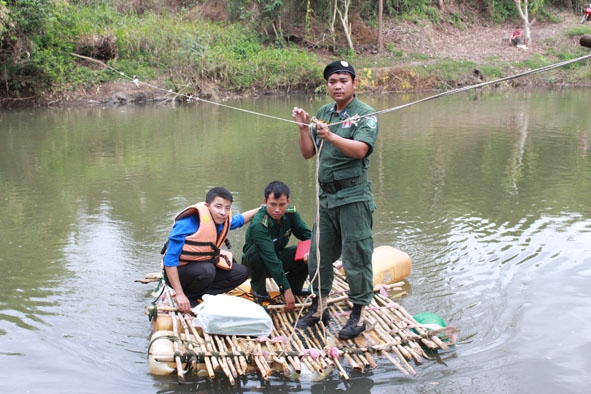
[
  {"xmin": 242, "ymin": 204, "xmax": 312, "ymax": 295},
  {"xmin": 308, "ymin": 96, "xmax": 378, "ymax": 305}
]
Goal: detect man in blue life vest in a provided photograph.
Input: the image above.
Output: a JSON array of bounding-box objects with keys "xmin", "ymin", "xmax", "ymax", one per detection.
[
  {"xmin": 162, "ymin": 187, "xmax": 260, "ymax": 313},
  {"xmin": 242, "ymin": 181, "xmax": 312, "ymax": 311},
  {"xmin": 291, "ymin": 60, "xmax": 378, "ymax": 340}
]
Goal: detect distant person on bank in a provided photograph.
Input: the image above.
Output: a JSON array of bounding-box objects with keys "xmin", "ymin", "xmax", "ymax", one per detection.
[{"xmin": 510, "ymin": 28, "xmax": 522, "ymax": 46}]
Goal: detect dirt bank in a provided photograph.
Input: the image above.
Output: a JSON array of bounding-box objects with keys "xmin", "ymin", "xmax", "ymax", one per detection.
[
  {"xmin": 385, "ymin": 14, "xmax": 580, "ymax": 64},
  {"xmin": 58, "ymin": 12, "xmax": 591, "ymax": 107}
]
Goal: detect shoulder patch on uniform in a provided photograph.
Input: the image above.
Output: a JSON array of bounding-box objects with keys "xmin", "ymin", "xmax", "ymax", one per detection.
[
  {"xmin": 366, "ymin": 115, "xmax": 378, "ymax": 129},
  {"xmin": 262, "ymin": 215, "xmax": 269, "ymax": 228},
  {"xmin": 285, "ymin": 204, "xmax": 296, "ymax": 214}
]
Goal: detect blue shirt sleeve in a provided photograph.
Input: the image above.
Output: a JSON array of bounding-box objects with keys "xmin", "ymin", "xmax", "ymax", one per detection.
[{"xmin": 230, "ymin": 213, "xmax": 245, "ymax": 230}]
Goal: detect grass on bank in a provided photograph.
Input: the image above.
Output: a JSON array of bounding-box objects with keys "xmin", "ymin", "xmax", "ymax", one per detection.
[
  {"xmin": 6, "ymin": 2, "xmax": 591, "ymax": 101},
  {"xmin": 25, "ymin": 3, "xmax": 323, "ymax": 97}
]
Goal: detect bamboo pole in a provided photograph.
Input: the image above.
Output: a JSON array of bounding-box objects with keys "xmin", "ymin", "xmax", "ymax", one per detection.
[
  {"xmin": 280, "ymin": 337, "xmax": 302, "ymax": 373},
  {"xmin": 269, "ymin": 322, "xmax": 301, "ymax": 373},
  {"xmin": 203, "ymin": 331, "xmax": 234, "ymax": 384},
  {"xmin": 372, "ymin": 323, "xmax": 416, "ymax": 375},
  {"xmin": 277, "ymin": 312, "xmax": 324, "ymax": 375},
  {"xmin": 329, "ymin": 348, "xmax": 350, "ymax": 380},
  {"xmin": 164, "ymin": 289, "xmax": 185, "ymax": 383},
  {"xmin": 256, "ymin": 341, "xmax": 273, "ymax": 379},
  {"xmin": 378, "ymin": 295, "xmax": 442, "ymax": 352},
  {"xmin": 276, "ymin": 326, "xmax": 319, "ymax": 377},
  {"xmin": 327, "ymin": 333, "xmax": 360, "ymax": 370},
  {"xmin": 374, "ymin": 324, "xmax": 415, "ymax": 375},
  {"xmin": 231, "ymin": 337, "xmax": 255, "ymax": 376},
  {"xmin": 301, "ymin": 327, "xmax": 330, "ymax": 370},
  {"xmin": 169, "ymin": 315, "xmax": 185, "ymax": 382},
  {"xmin": 322, "ymin": 331, "xmax": 350, "ymax": 380},
  {"xmin": 361, "ymin": 330, "xmax": 414, "ymax": 377},
  {"xmin": 364, "ymin": 299, "xmax": 423, "ymax": 365},
  {"xmin": 354, "ymin": 335, "xmax": 376, "ymax": 368},
  {"xmin": 271, "ymin": 344, "xmax": 291, "ymax": 376},
  {"xmin": 176, "ymin": 312, "xmax": 201, "ymax": 373},
  {"xmin": 184, "ymin": 316, "xmax": 218, "ymax": 378},
  {"xmin": 371, "ymin": 298, "xmax": 412, "ymax": 343},
  {"xmin": 263, "ymin": 336, "xmax": 291, "ymax": 376},
  {"xmin": 214, "ymin": 335, "xmax": 238, "ymax": 379},
  {"xmin": 307, "ymin": 327, "xmax": 332, "ymax": 368},
  {"xmin": 147, "ymin": 305, "xmax": 179, "ymax": 312},
  {"xmin": 246, "ymin": 337, "xmax": 270, "ymax": 379},
  {"xmin": 266, "ymin": 294, "xmax": 349, "ymax": 311},
  {"xmin": 322, "ymin": 300, "xmax": 362, "ymax": 373},
  {"xmin": 227, "ymin": 336, "xmax": 248, "ymax": 375}
]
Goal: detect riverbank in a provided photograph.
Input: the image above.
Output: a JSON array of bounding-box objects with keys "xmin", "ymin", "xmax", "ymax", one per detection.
[{"xmin": 15, "ymin": 10, "xmax": 591, "ymax": 108}]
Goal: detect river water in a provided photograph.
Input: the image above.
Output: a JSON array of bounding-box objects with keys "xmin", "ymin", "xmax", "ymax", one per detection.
[{"xmin": 1, "ymin": 89, "xmax": 589, "ymax": 393}]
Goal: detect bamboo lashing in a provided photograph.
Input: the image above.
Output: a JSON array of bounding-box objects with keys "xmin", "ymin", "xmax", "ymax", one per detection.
[
  {"xmin": 184, "ymin": 315, "xmax": 216, "ymax": 379},
  {"xmin": 227, "ymin": 336, "xmax": 248, "ymax": 375}
]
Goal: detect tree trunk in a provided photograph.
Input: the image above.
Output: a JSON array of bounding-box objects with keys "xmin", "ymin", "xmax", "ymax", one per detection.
[
  {"xmin": 330, "ymin": 0, "xmax": 337, "ymax": 53},
  {"xmin": 514, "ymin": 0, "xmax": 536, "ymax": 45},
  {"xmin": 377, "ymin": 0, "xmax": 383, "ymax": 52},
  {"xmin": 337, "ymin": 0, "xmax": 354, "ymax": 51}
]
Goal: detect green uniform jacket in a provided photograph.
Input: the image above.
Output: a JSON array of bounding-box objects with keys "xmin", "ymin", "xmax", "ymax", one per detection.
[
  {"xmin": 242, "ymin": 204, "xmax": 311, "ymax": 292},
  {"xmin": 313, "ymin": 96, "xmax": 378, "ymax": 209}
]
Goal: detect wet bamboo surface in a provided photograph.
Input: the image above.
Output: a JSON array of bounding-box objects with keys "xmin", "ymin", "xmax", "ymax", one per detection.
[{"xmin": 142, "ymin": 268, "xmax": 456, "ymax": 383}]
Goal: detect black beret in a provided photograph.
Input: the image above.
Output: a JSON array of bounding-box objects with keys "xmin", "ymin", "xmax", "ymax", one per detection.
[{"xmin": 323, "ymin": 60, "xmax": 356, "ymax": 80}]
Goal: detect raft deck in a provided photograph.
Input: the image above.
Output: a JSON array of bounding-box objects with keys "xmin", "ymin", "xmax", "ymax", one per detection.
[{"xmin": 140, "ymin": 268, "xmax": 457, "ymax": 383}]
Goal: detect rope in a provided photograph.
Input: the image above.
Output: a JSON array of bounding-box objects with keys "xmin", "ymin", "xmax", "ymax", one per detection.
[
  {"xmin": 147, "ymin": 334, "xmax": 179, "ymax": 353},
  {"xmin": 287, "ymin": 123, "xmax": 325, "ymax": 340},
  {"xmin": 106, "ymin": 53, "xmax": 591, "ymax": 128},
  {"xmin": 366, "ymin": 53, "xmax": 591, "ymax": 124},
  {"xmin": 312, "ymin": 52, "xmax": 591, "ymax": 129},
  {"xmin": 310, "ymin": 124, "xmax": 324, "ymax": 301}
]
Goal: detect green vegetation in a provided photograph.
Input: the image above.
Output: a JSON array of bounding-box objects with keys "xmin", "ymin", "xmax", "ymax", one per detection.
[
  {"xmin": 564, "ymin": 25, "xmax": 591, "ymax": 37},
  {"xmin": 0, "ymin": 0, "xmax": 589, "ymax": 106},
  {"xmin": 0, "ymin": 1, "xmax": 322, "ymax": 101}
]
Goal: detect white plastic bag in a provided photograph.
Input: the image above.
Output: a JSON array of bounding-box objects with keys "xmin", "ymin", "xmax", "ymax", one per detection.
[{"xmin": 192, "ymin": 294, "xmax": 273, "ymax": 337}]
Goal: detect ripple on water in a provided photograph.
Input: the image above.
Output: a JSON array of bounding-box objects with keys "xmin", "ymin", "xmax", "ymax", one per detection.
[{"xmin": 398, "ymin": 212, "xmax": 587, "ymax": 348}]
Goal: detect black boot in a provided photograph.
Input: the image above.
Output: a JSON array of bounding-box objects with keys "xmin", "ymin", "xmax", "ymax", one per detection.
[
  {"xmin": 338, "ymin": 304, "xmax": 366, "ymax": 340},
  {"xmin": 252, "ymin": 290, "xmax": 271, "ymax": 305},
  {"xmin": 296, "ymin": 297, "xmax": 330, "ymax": 329}
]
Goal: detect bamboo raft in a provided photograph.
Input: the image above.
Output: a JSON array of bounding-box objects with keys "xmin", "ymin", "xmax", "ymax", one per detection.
[{"xmin": 139, "ymin": 263, "xmax": 457, "ymax": 384}]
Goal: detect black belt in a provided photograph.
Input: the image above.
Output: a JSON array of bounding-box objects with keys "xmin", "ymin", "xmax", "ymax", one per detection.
[{"xmin": 320, "ymin": 175, "xmax": 366, "ymax": 194}]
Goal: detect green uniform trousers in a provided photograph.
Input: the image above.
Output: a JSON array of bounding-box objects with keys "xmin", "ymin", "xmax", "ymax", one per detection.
[
  {"xmin": 308, "ymin": 201, "xmax": 374, "ymax": 305},
  {"xmin": 243, "ymin": 245, "xmax": 308, "ymax": 295}
]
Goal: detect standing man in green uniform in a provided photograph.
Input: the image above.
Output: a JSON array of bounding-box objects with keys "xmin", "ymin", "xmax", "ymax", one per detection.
[
  {"xmin": 242, "ymin": 181, "xmax": 312, "ymax": 311},
  {"xmin": 291, "ymin": 60, "xmax": 378, "ymax": 339}
]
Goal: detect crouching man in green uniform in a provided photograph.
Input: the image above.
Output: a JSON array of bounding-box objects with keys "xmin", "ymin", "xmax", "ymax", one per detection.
[
  {"xmin": 242, "ymin": 181, "xmax": 312, "ymax": 311},
  {"xmin": 291, "ymin": 60, "xmax": 378, "ymax": 339}
]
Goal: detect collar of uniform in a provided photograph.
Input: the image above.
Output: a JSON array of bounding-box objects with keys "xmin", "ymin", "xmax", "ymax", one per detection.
[
  {"xmin": 261, "ymin": 205, "xmax": 286, "ymax": 228},
  {"xmin": 329, "ymin": 96, "xmax": 357, "ymax": 119},
  {"xmin": 329, "ymin": 105, "xmax": 350, "ymax": 120}
]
